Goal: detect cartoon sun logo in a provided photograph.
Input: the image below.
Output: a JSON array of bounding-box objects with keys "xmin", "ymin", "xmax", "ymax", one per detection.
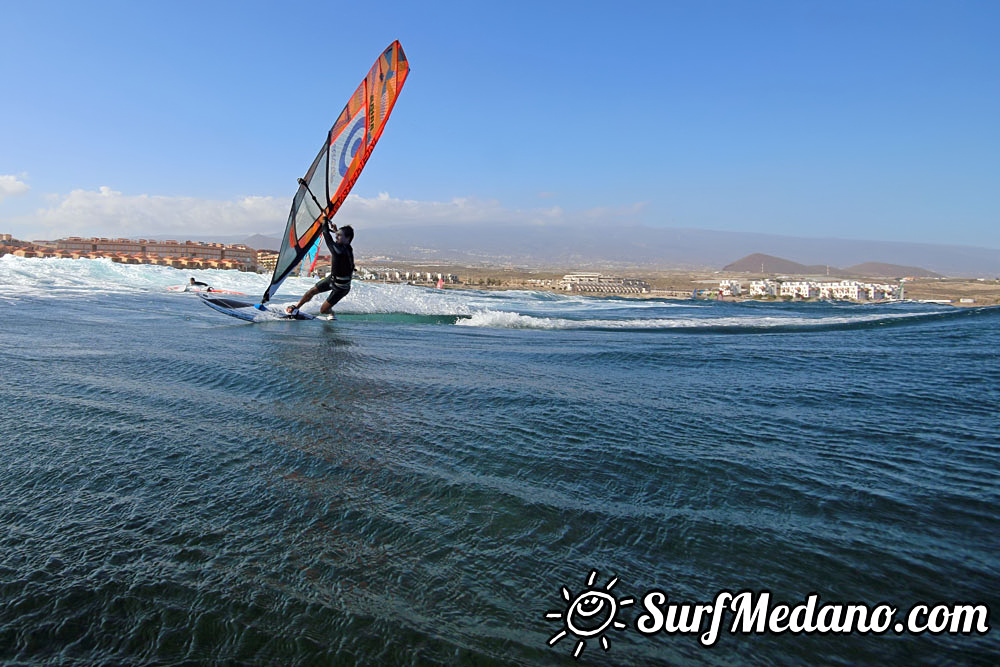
[{"xmin": 546, "ymin": 570, "xmax": 634, "ymax": 659}]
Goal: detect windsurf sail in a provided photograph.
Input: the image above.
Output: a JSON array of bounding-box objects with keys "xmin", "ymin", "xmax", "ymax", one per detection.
[
  {"xmin": 300, "ymin": 237, "xmax": 321, "ymax": 276},
  {"xmin": 261, "ymin": 40, "xmax": 409, "ymax": 304}
]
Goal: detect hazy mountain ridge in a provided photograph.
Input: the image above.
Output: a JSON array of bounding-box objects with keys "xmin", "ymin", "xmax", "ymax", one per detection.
[
  {"xmin": 241, "ymin": 234, "xmax": 281, "ymax": 251},
  {"xmin": 723, "ymin": 253, "xmax": 943, "ymax": 278},
  {"xmin": 358, "ymin": 224, "xmax": 1000, "ymax": 276},
  {"xmin": 844, "ymin": 262, "xmax": 943, "ymax": 279},
  {"xmin": 724, "ymin": 253, "xmax": 833, "ymax": 276},
  {"xmin": 172, "ymin": 224, "xmax": 998, "ymax": 277}
]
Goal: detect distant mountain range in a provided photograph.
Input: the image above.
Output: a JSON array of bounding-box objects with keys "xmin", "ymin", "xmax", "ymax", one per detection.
[
  {"xmin": 723, "ymin": 253, "xmax": 943, "ymax": 278},
  {"xmin": 241, "ymin": 234, "xmax": 281, "ymax": 251},
  {"xmin": 179, "ymin": 224, "xmax": 1000, "ymax": 277}
]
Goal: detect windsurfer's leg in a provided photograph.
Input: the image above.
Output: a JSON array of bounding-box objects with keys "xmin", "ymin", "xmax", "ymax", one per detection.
[
  {"xmin": 320, "ymin": 285, "xmax": 350, "ymax": 314},
  {"xmin": 290, "ymin": 277, "xmax": 335, "ymax": 313},
  {"xmin": 287, "ymin": 286, "xmax": 319, "ymax": 313}
]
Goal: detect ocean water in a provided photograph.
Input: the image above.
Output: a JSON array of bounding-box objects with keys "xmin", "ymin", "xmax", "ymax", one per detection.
[{"xmin": 1, "ymin": 256, "xmax": 997, "ymax": 665}]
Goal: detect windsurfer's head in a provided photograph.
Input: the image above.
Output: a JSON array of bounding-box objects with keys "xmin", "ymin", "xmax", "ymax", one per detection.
[{"xmin": 337, "ymin": 225, "xmax": 354, "ymax": 244}]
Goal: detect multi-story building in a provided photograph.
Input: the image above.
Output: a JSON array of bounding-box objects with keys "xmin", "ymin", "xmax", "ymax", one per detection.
[
  {"xmin": 255, "ymin": 250, "xmax": 280, "ymax": 274},
  {"xmin": 356, "ymin": 268, "xmax": 459, "ymax": 284},
  {"xmin": 748, "ymin": 279, "xmax": 779, "ymax": 297},
  {"xmin": 742, "ymin": 278, "xmax": 900, "ymax": 301},
  {"xmin": 718, "ymin": 279, "xmax": 742, "ymax": 296},
  {"xmin": 53, "ymin": 237, "xmax": 256, "ymax": 269},
  {"xmin": 779, "ymin": 281, "xmax": 820, "ymax": 299},
  {"xmin": 558, "ymin": 273, "xmax": 650, "ymax": 294},
  {"xmin": 817, "ymin": 281, "xmax": 862, "ymax": 300}
]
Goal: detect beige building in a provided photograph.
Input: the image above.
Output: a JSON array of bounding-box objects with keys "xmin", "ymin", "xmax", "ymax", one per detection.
[
  {"xmin": 55, "ymin": 237, "xmax": 256, "ymax": 269},
  {"xmin": 255, "ymin": 250, "xmax": 279, "ymax": 273},
  {"xmin": 558, "ymin": 272, "xmax": 650, "ymax": 294}
]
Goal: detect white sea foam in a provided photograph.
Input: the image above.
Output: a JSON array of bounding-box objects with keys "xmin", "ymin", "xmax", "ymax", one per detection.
[
  {"xmin": 336, "ymin": 281, "xmax": 472, "ymax": 316},
  {"xmin": 455, "ymin": 309, "xmax": 945, "ymax": 330},
  {"xmin": 0, "ymin": 255, "xmax": 268, "ymax": 295}
]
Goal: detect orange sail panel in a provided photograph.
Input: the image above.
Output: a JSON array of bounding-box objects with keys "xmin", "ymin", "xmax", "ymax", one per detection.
[{"xmin": 263, "ymin": 41, "xmax": 409, "ymax": 303}]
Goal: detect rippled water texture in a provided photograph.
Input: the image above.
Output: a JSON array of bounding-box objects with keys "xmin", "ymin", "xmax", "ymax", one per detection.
[{"xmin": 1, "ymin": 257, "xmax": 998, "ymax": 664}]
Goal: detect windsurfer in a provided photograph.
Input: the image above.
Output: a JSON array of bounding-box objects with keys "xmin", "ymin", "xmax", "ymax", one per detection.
[
  {"xmin": 189, "ymin": 277, "xmax": 214, "ymax": 292},
  {"xmin": 286, "ymin": 223, "xmax": 355, "ymax": 317}
]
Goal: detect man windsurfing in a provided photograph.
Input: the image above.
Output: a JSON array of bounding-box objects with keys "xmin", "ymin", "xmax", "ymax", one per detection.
[{"xmin": 285, "ymin": 222, "xmax": 354, "ymax": 318}]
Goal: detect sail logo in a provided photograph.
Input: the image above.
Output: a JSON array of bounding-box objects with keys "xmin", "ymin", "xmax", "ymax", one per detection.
[
  {"xmin": 331, "ymin": 112, "xmax": 366, "ymax": 181},
  {"xmin": 368, "ymin": 92, "xmax": 376, "ymax": 137},
  {"xmin": 545, "ymin": 570, "xmax": 634, "ymax": 659}
]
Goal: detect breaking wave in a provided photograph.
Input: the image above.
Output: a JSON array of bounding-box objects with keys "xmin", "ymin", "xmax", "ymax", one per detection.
[
  {"xmin": 3, "ymin": 255, "xmax": 988, "ymax": 332},
  {"xmin": 453, "ymin": 307, "xmax": 993, "ymax": 332}
]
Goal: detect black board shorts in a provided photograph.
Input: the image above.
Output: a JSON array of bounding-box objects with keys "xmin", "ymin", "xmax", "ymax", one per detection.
[{"xmin": 315, "ymin": 275, "xmax": 351, "ymax": 306}]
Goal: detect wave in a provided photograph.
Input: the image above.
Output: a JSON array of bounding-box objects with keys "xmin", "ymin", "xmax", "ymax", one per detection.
[
  {"xmin": 0, "ymin": 255, "xmax": 268, "ymax": 295},
  {"xmin": 454, "ymin": 306, "xmax": 996, "ymax": 332},
  {"xmin": 1, "ymin": 257, "xmax": 476, "ymax": 317},
  {"xmin": 4, "ymin": 256, "xmax": 989, "ymax": 332}
]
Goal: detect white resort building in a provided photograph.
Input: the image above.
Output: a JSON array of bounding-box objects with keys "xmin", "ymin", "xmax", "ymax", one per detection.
[
  {"xmin": 748, "ymin": 280, "xmax": 780, "ymax": 298},
  {"xmin": 718, "ymin": 280, "xmax": 743, "ymax": 297},
  {"xmin": 779, "ymin": 281, "xmax": 821, "ymax": 299},
  {"xmin": 741, "ymin": 279, "xmax": 900, "ymax": 302},
  {"xmin": 357, "ymin": 267, "xmax": 459, "ymax": 284}
]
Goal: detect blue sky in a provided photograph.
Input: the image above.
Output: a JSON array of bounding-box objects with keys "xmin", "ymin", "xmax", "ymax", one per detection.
[{"xmin": 1, "ymin": 0, "xmax": 997, "ymax": 247}]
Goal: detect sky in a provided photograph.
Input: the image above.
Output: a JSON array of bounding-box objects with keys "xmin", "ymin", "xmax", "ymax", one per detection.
[{"xmin": 1, "ymin": 0, "xmax": 998, "ymax": 248}]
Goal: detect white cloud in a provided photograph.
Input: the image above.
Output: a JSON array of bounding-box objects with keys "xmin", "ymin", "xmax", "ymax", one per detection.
[
  {"xmin": 334, "ymin": 192, "xmax": 511, "ymax": 227},
  {"xmin": 0, "ymin": 174, "xmax": 30, "ymax": 202},
  {"xmin": 333, "ymin": 192, "xmax": 643, "ymax": 229},
  {"xmin": 11, "ymin": 186, "xmax": 645, "ymax": 240},
  {"xmin": 25, "ymin": 186, "xmax": 287, "ymax": 239},
  {"xmin": 580, "ymin": 201, "xmax": 648, "ymax": 219}
]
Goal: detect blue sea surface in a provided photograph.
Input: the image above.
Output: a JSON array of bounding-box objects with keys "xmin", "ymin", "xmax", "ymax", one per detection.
[{"xmin": 1, "ymin": 257, "xmax": 997, "ymax": 664}]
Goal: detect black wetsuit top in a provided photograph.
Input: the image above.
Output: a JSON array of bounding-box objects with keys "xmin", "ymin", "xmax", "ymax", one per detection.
[{"xmin": 323, "ymin": 225, "xmax": 355, "ymax": 288}]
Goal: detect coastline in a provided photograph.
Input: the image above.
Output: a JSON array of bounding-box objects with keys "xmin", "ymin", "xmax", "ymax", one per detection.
[
  {"xmin": 354, "ymin": 261, "xmax": 1000, "ymax": 306},
  {"xmin": 3, "ymin": 250, "xmax": 996, "ymax": 305}
]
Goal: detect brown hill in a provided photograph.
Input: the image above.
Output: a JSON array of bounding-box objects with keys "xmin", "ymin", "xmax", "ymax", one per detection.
[
  {"xmin": 724, "ymin": 253, "xmax": 942, "ymax": 278},
  {"xmin": 723, "ymin": 253, "xmax": 842, "ymax": 276}
]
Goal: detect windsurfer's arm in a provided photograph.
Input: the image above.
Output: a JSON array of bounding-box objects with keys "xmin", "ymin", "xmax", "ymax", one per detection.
[
  {"xmin": 327, "ymin": 232, "xmax": 348, "ymax": 255},
  {"xmin": 322, "ymin": 220, "xmax": 336, "ymax": 250}
]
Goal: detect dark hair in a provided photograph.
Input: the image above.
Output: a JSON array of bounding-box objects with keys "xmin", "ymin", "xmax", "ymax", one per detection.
[{"xmin": 339, "ymin": 225, "xmax": 354, "ymax": 242}]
